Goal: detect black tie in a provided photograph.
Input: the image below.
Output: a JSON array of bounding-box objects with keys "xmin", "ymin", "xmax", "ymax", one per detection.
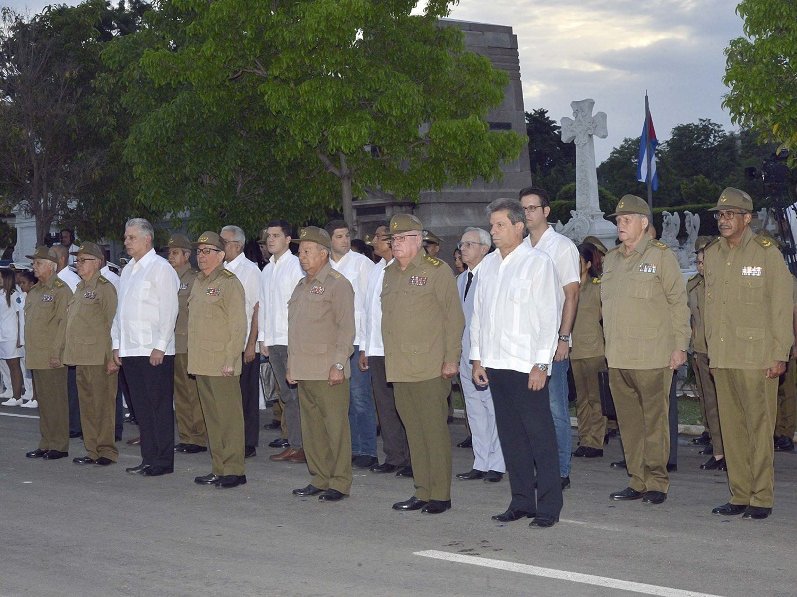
[{"xmin": 464, "ymin": 272, "xmax": 473, "ymax": 300}]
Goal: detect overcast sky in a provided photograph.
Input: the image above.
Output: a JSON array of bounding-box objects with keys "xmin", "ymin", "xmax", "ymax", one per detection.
[{"xmin": 6, "ymin": 0, "xmax": 745, "ymax": 164}]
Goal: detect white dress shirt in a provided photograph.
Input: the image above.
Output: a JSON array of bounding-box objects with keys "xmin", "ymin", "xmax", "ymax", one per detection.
[
  {"xmin": 224, "ymin": 252, "xmax": 262, "ymax": 351},
  {"xmin": 470, "ymin": 242, "xmax": 558, "ymax": 373},
  {"xmin": 258, "ymin": 251, "xmax": 304, "ymax": 347},
  {"xmin": 526, "ymin": 226, "xmax": 580, "ymax": 333},
  {"xmin": 330, "ymin": 250, "xmax": 374, "ymax": 347},
  {"xmin": 112, "ymin": 248, "xmax": 179, "ymax": 356},
  {"xmin": 361, "ymin": 258, "xmax": 391, "ymax": 357},
  {"xmin": 57, "ymin": 267, "xmax": 81, "ymax": 293},
  {"xmin": 100, "ymin": 265, "xmax": 121, "ymax": 293}
]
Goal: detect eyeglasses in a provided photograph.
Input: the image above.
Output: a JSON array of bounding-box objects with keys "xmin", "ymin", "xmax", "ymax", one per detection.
[
  {"xmin": 713, "ymin": 210, "xmax": 748, "ymax": 221},
  {"xmin": 457, "ymin": 241, "xmax": 486, "ymax": 250},
  {"xmin": 196, "ymin": 247, "xmax": 223, "ymax": 255},
  {"xmin": 75, "ymin": 258, "xmax": 97, "ymax": 264},
  {"xmin": 522, "ymin": 205, "xmax": 544, "ymax": 213},
  {"xmin": 390, "ymin": 233, "xmax": 420, "ymax": 244}
]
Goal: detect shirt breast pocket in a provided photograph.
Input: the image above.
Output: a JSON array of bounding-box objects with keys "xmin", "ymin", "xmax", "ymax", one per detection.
[
  {"xmin": 738, "ymin": 275, "xmax": 763, "ymax": 305},
  {"xmin": 630, "ymin": 272, "xmax": 654, "ymax": 300}
]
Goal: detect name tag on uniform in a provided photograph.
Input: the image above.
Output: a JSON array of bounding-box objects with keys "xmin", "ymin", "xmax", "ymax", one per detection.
[
  {"xmin": 638, "ymin": 263, "xmax": 656, "ymax": 274},
  {"xmin": 206, "ymin": 287, "xmax": 221, "ymax": 296},
  {"xmin": 741, "ymin": 266, "xmax": 762, "ymax": 277},
  {"xmin": 179, "ymin": 283, "xmax": 189, "ymax": 291},
  {"xmin": 310, "ymin": 286, "xmax": 325, "ymax": 295},
  {"xmin": 409, "ymin": 276, "xmax": 428, "ymax": 286},
  {"xmin": 41, "ymin": 294, "xmax": 54, "ymax": 302},
  {"xmin": 83, "ymin": 291, "xmax": 96, "ymax": 300}
]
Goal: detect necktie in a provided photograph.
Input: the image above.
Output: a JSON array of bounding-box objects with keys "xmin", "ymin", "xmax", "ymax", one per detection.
[{"xmin": 464, "ymin": 272, "xmax": 473, "ymax": 300}]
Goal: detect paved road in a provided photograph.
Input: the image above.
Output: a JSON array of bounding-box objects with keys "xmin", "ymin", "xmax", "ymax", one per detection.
[{"xmin": 1, "ymin": 407, "xmax": 795, "ymax": 597}]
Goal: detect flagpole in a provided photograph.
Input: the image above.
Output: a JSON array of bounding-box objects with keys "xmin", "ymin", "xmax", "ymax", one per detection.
[{"xmin": 645, "ymin": 92, "xmax": 653, "ymax": 211}]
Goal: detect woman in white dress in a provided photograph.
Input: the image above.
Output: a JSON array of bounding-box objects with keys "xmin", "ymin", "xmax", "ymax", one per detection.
[{"xmin": 0, "ymin": 269, "xmax": 25, "ymax": 406}]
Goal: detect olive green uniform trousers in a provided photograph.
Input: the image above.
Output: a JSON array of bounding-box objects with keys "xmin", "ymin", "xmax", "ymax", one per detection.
[
  {"xmin": 173, "ymin": 352, "xmax": 207, "ymax": 447},
  {"xmin": 692, "ymin": 351, "xmax": 723, "ymax": 454},
  {"xmin": 572, "ymin": 356, "xmax": 607, "ymax": 450},
  {"xmin": 775, "ymin": 357, "xmax": 797, "ymax": 439},
  {"xmin": 33, "ymin": 367, "xmax": 69, "ymax": 453},
  {"xmin": 196, "ymin": 375, "xmax": 245, "ymax": 476},
  {"xmin": 77, "ymin": 365, "xmax": 119, "ymax": 461}
]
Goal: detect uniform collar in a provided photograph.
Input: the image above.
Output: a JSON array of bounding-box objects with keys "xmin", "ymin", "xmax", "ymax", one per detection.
[
  {"xmin": 201, "ymin": 262, "xmax": 227, "ymax": 282},
  {"xmin": 305, "ymin": 261, "xmax": 334, "ymax": 285},
  {"xmin": 80, "ymin": 270, "xmax": 102, "ymax": 289}
]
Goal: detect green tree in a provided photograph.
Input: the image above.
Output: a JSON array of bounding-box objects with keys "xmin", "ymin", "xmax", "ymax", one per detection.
[{"xmin": 526, "ymin": 108, "xmax": 575, "ymax": 196}]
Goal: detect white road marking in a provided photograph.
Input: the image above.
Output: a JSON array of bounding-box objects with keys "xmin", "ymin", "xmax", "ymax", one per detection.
[
  {"xmin": 0, "ymin": 411, "xmax": 39, "ymax": 419},
  {"xmin": 415, "ymin": 550, "xmax": 725, "ymax": 597}
]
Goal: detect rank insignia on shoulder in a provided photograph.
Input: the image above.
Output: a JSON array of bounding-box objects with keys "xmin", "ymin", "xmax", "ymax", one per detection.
[
  {"xmin": 741, "ymin": 266, "xmax": 762, "ymax": 277},
  {"xmin": 754, "ymin": 235, "xmax": 775, "ymax": 249},
  {"xmin": 409, "ymin": 275, "xmax": 428, "ymax": 286},
  {"xmin": 53, "ymin": 280, "xmax": 64, "ymax": 288},
  {"xmin": 206, "ymin": 287, "xmax": 221, "ymax": 296},
  {"xmin": 84, "ymin": 290, "xmax": 97, "ymax": 300},
  {"xmin": 222, "ymin": 269, "xmax": 234, "ymax": 278},
  {"xmin": 424, "ymin": 255, "xmax": 441, "ymax": 266},
  {"xmin": 638, "ymin": 263, "xmax": 657, "ymax": 274},
  {"xmin": 330, "ymin": 270, "xmax": 342, "ymax": 279},
  {"xmin": 651, "ymin": 240, "xmax": 667, "ymax": 249},
  {"xmin": 98, "ymin": 276, "xmax": 109, "ymax": 284},
  {"xmin": 179, "ymin": 283, "xmax": 189, "ymax": 291},
  {"xmin": 41, "ymin": 294, "xmax": 54, "ymax": 302},
  {"xmin": 310, "ymin": 285, "xmax": 325, "ymax": 295}
]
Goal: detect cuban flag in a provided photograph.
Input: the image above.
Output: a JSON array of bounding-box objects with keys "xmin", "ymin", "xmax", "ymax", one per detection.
[{"xmin": 637, "ymin": 98, "xmax": 658, "ymax": 191}]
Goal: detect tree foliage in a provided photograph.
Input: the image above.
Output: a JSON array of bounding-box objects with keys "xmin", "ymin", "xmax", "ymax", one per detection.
[{"xmin": 525, "ymin": 108, "xmax": 575, "ymax": 195}]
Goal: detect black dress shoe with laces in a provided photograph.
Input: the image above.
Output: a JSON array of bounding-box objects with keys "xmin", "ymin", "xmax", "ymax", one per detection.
[
  {"xmin": 529, "ymin": 516, "xmax": 558, "ymax": 528},
  {"xmin": 43, "ymin": 450, "xmax": 69, "ymax": 460},
  {"xmin": 572, "ymin": 446, "xmax": 604, "ymax": 458},
  {"xmin": 195, "ymin": 473, "xmax": 221, "ymax": 485},
  {"xmin": 126, "ymin": 463, "xmax": 150, "ymax": 474},
  {"xmin": 700, "ymin": 456, "xmax": 726, "ymax": 470},
  {"xmin": 392, "ymin": 496, "xmax": 428, "ymax": 511},
  {"xmin": 318, "ymin": 489, "xmax": 345, "ymax": 501},
  {"xmin": 217, "ymin": 475, "xmax": 247, "ymax": 488},
  {"xmin": 370, "ymin": 462, "xmax": 398, "ymax": 473},
  {"xmin": 691, "ymin": 431, "xmax": 711, "ymax": 445},
  {"xmin": 144, "ymin": 466, "xmax": 173, "ymax": 476},
  {"xmin": 456, "ymin": 468, "xmax": 485, "ymax": 480},
  {"xmin": 174, "ymin": 443, "xmax": 187, "ymax": 453},
  {"xmin": 610, "ymin": 487, "xmax": 643, "ymax": 501},
  {"xmin": 421, "ymin": 500, "xmax": 451, "ymax": 514},
  {"xmin": 742, "ymin": 506, "xmax": 772, "ymax": 520},
  {"xmin": 642, "ymin": 491, "xmax": 667, "ymax": 504},
  {"xmin": 491, "ymin": 509, "xmax": 533, "ymax": 522},
  {"xmin": 292, "ymin": 484, "xmax": 323, "ymax": 496},
  {"xmin": 73, "ymin": 456, "xmax": 96, "ymax": 465},
  {"xmin": 182, "ymin": 444, "xmax": 208, "ymax": 454},
  {"xmin": 712, "ymin": 502, "xmax": 746, "ymax": 516},
  {"xmin": 26, "ymin": 448, "xmax": 48, "ymax": 458},
  {"xmin": 268, "ymin": 438, "xmax": 289, "ymax": 448},
  {"xmin": 95, "ymin": 457, "xmax": 115, "ymax": 466},
  {"xmin": 395, "ymin": 466, "xmax": 413, "ymax": 478},
  {"xmin": 484, "ymin": 470, "xmax": 503, "ymax": 483},
  {"xmin": 610, "ymin": 460, "xmax": 627, "ymax": 469}
]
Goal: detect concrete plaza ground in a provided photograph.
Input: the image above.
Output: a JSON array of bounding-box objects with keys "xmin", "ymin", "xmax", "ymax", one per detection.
[{"xmin": 1, "ymin": 406, "xmax": 795, "ymax": 597}]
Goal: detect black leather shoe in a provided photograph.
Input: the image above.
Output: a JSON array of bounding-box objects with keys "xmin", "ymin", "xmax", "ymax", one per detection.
[
  {"xmin": 642, "ymin": 491, "xmax": 667, "ymax": 504},
  {"xmin": 492, "ymin": 508, "xmax": 533, "ymax": 522},
  {"xmin": 392, "ymin": 496, "xmax": 428, "ymax": 511},
  {"xmin": 268, "ymin": 438, "xmax": 289, "ymax": 448},
  {"xmin": 174, "ymin": 443, "xmax": 187, "ymax": 452},
  {"xmin": 610, "ymin": 460, "xmax": 627, "ymax": 469},
  {"xmin": 699, "ymin": 444, "xmax": 714, "ymax": 455},
  {"xmin": 244, "ymin": 446, "xmax": 256, "ymax": 458},
  {"xmin": 667, "ymin": 463, "xmax": 677, "ymax": 472},
  {"xmin": 742, "ymin": 506, "xmax": 772, "ymax": 520},
  {"xmin": 712, "ymin": 502, "xmax": 746, "ymax": 516},
  {"xmin": 352, "ymin": 455, "xmax": 378, "ymax": 469},
  {"xmin": 43, "ymin": 450, "xmax": 68, "ymax": 460},
  {"xmin": 182, "ymin": 444, "xmax": 208, "ymax": 454},
  {"xmin": 293, "ymin": 484, "xmax": 323, "ymax": 497},
  {"xmin": 73, "ymin": 456, "xmax": 96, "ymax": 465},
  {"xmin": 395, "ymin": 466, "xmax": 414, "ymax": 478},
  {"xmin": 692, "ymin": 431, "xmax": 711, "ymax": 445},
  {"xmin": 217, "ymin": 475, "xmax": 247, "ymax": 488},
  {"xmin": 700, "ymin": 456, "xmax": 726, "ymax": 470},
  {"xmin": 456, "ymin": 468, "xmax": 485, "ymax": 480},
  {"xmin": 573, "ymin": 446, "xmax": 604, "ymax": 458},
  {"xmin": 318, "ymin": 489, "xmax": 345, "ymax": 501},
  {"xmin": 194, "ymin": 473, "xmax": 221, "ymax": 485},
  {"xmin": 95, "ymin": 457, "xmax": 115, "ymax": 466},
  {"xmin": 457, "ymin": 435, "xmax": 472, "ymax": 448},
  {"xmin": 370, "ymin": 462, "xmax": 398, "ymax": 473},
  {"xmin": 126, "ymin": 463, "xmax": 150, "ymax": 475},
  {"xmin": 610, "ymin": 487, "xmax": 643, "ymax": 501},
  {"xmin": 529, "ymin": 516, "xmax": 557, "ymax": 528},
  {"xmin": 263, "ymin": 420, "xmax": 281, "ymax": 430},
  {"xmin": 484, "ymin": 470, "xmax": 503, "ymax": 483},
  {"xmin": 774, "ymin": 435, "xmax": 795, "ymax": 452},
  {"xmin": 561, "ymin": 476, "xmax": 571, "ymax": 490},
  {"xmin": 26, "ymin": 448, "xmax": 48, "ymax": 458},
  {"xmin": 421, "ymin": 500, "xmax": 451, "ymax": 514},
  {"xmin": 69, "ymin": 431, "xmax": 83, "ymax": 439},
  {"xmin": 144, "ymin": 466, "xmax": 173, "ymax": 476}
]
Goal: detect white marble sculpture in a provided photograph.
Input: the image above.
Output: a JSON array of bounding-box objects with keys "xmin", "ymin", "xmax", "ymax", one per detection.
[{"xmin": 661, "ymin": 211, "xmax": 681, "ymax": 249}]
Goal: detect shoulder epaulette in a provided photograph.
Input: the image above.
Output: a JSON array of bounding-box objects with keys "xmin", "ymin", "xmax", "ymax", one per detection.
[
  {"xmin": 53, "ymin": 279, "xmax": 64, "ymax": 288},
  {"xmin": 702, "ymin": 237, "xmax": 720, "ymax": 251},
  {"xmin": 222, "ymin": 269, "xmax": 235, "ymax": 278},
  {"xmin": 651, "ymin": 239, "xmax": 668, "ymax": 250},
  {"xmin": 97, "ymin": 275, "xmax": 109, "ymax": 284},
  {"xmin": 424, "ymin": 255, "xmax": 441, "ymax": 267},
  {"xmin": 591, "ymin": 277, "xmax": 601, "ymax": 285},
  {"xmin": 754, "ymin": 234, "xmax": 777, "ymax": 249},
  {"xmin": 329, "ymin": 270, "xmax": 342, "ymax": 279}
]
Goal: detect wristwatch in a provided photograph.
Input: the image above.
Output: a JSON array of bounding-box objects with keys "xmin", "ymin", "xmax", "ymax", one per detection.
[
  {"xmin": 333, "ymin": 363, "xmax": 344, "ymax": 371},
  {"xmin": 558, "ymin": 334, "xmax": 571, "ymax": 343},
  {"xmin": 533, "ymin": 363, "xmax": 549, "ymax": 372}
]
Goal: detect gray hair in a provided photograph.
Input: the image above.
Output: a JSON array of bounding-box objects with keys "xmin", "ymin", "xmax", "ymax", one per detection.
[
  {"xmin": 221, "ymin": 225, "xmax": 245, "ymax": 244},
  {"xmin": 463, "ymin": 227, "xmax": 492, "ymax": 248},
  {"xmin": 486, "ymin": 198, "xmax": 525, "ymax": 226},
  {"xmin": 125, "ymin": 218, "xmax": 154, "ymax": 240}
]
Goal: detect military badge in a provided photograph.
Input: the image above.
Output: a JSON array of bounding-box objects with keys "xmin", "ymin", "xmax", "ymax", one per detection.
[
  {"xmin": 179, "ymin": 283, "xmax": 189, "ymax": 291},
  {"xmin": 638, "ymin": 263, "xmax": 657, "ymax": 274},
  {"xmin": 409, "ymin": 276, "xmax": 428, "ymax": 286},
  {"xmin": 310, "ymin": 285, "xmax": 325, "ymax": 295},
  {"xmin": 41, "ymin": 294, "xmax": 54, "ymax": 302},
  {"xmin": 741, "ymin": 266, "xmax": 762, "ymax": 277},
  {"xmin": 206, "ymin": 287, "xmax": 221, "ymax": 296},
  {"xmin": 84, "ymin": 291, "xmax": 97, "ymax": 300}
]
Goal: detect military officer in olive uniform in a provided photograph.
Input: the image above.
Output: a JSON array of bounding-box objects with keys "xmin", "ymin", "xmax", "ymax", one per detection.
[
  {"xmin": 601, "ymin": 195, "xmax": 690, "ymax": 505},
  {"xmin": 288, "ymin": 227, "xmax": 355, "ymax": 502},
  {"xmin": 167, "ymin": 233, "xmax": 207, "ymax": 454},
  {"xmin": 382, "ymin": 214, "xmax": 465, "ymax": 515},
  {"xmin": 773, "ymin": 275, "xmax": 797, "ymax": 452},
  {"xmin": 63, "ymin": 242, "xmax": 119, "ymax": 466},
  {"xmin": 704, "ymin": 188, "xmax": 793, "ymax": 519},
  {"xmin": 24, "ymin": 247, "xmax": 72, "ymax": 460},
  {"xmin": 188, "ymin": 231, "xmax": 248, "ymax": 489}
]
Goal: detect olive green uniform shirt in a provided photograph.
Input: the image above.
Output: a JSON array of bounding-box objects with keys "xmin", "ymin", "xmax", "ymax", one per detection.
[
  {"xmin": 687, "ymin": 274, "xmax": 708, "ymax": 354},
  {"xmin": 601, "ymin": 238, "xmax": 690, "ymax": 369},
  {"xmin": 187, "ymin": 264, "xmax": 247, "ymax": 376},
  {"xmin": 571, "ymin": 276, "xmax": 604, "ymax": 360},
  {"xmin": 62, "ymin": 272, "xmax": 117, "ymax": 366},
  {"xmin": 381, "ymin": 251, "xmax": 464, "ymax": 382},
  {"xmin": 703, "ymin": 227, "xmax": 793, "ymax": 369},
  {"xmin": 287, "ymin": 261, "xmax": 355, "ymax": 381},
  {"xmin": 174, "ymin": 264, "xmax": 198, "ymax": 355},
  {"xmin": 24, "ymin": 276, "xmax": 71, "ymax": 370}
]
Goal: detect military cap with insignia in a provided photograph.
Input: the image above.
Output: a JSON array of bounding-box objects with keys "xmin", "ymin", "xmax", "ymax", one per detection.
[
  {"xmin": 387, "ymin": 213, "xmax": 423, "ymax": 236},
  {"xmin": 582, "ymin": 235, "xmax": 608, "ymax": 255},
  {"xmin": 168, "ymin": 233, "xmax": 192, "ymax": 250},
  {"xmin": 694, "ymin": 236, "xmax": 714, "ymax": 253},
  {"xmin": 290, "ymin": 226, "xmax": 331, "ymax": 249},
  {"xmin": 709, "ymin": 187, "xmax": 753, "ymax": 212},
  {"xmin": 607, "ymin": 194, "xmax": 651, "ymax": 218},
  {"xmin": 193, "ymin": 231, "xmax": 226, "ymax": 251},
  {"xmin": 423, "ymin": 230, "xmax": 441, "ymax": 245},
  {"xmin": 72, "ymin": 241, "xmax": 105, "ymax": 261},
  {"xmin": 25, "ymin": 246, "xmax": 59, "ymax": 264}
]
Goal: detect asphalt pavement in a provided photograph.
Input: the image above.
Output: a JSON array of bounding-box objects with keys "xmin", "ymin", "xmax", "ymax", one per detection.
[{"xmin": 1, "ymin": 407, "xmax": 796, "ymax": 597}]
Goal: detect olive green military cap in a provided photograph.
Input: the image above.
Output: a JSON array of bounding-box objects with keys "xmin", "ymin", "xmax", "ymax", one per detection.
[
  {"xmin": 709, "ymin": 187, "xmax": 753, "ymax": 212},
  {"xmin": 193, "ymin": 231, "xmax": 226, "ymax": 251},
  {"xmin": 423, "ymin": 230, "xmax": 441, "ymax": 245},
  {"xmin": 167, "ymin": 233, "xmax": 192, "ymax": 250},
  {"xmin": 25, "ymin": 246, "xmax": 59, "ymax": 264},
  {"xmin": 290, "ymin": 226, "xmax": 331, "ymax": 249},
  {"xmin": 388, "ymin": 214, "xmax": 423, "ymax": 236},
  {"xmin": 72, "ymin": 241, "xmax": 104, "ymax": 261},
  {"xmin": 694, "ymin": 236, "xmax": 714, "ymax": 252},
  {"xmin": 607, "ymin": 195, "xmax": 651, "ymax": 218},
  {"xmin": 582, "ymin": 235, "xmax": 608, "ymax": 255}
]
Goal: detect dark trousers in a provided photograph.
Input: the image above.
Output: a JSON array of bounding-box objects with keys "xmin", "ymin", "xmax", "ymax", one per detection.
[
  {"xmin": 68, "ymin": 365, "xmax": 81, "ymax": 435},
  {"xmin": 240, "ymin": 353, "xmax": 260, "ymax": 448},
  {"xmin": 488, "ymin": 368, "xmax": 563, "ymax": 520},
  {"xmin": 122, "ymin": 355, "xmax": 175, "ymax": 469},
  {"xmin": 369, "ymin": 356, "xmax": 409, "ymax": 467}
]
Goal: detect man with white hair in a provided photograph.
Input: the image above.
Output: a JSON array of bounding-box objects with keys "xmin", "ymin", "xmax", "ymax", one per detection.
[
  {"xmin": 113, "ymin": 218, "xmax": 180, "ymax": 477},
  {"xmin": 455, "ymin": 227, "xmax": 505, "ymax": 483},
  {"xmin": 221, "ymin": 225, "xmax": 262, "ymax": 458}
]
